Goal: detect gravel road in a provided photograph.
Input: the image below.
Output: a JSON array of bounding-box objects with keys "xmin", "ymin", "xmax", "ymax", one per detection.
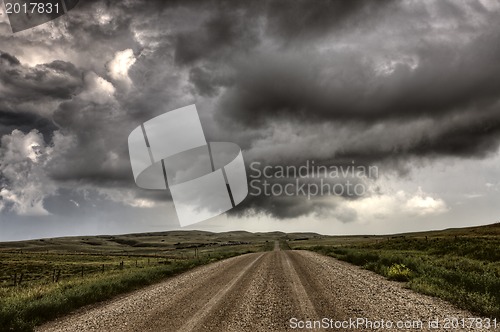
[{"xmin": 37, "ymin": 245, "xmax": 497, "ymax": 332}]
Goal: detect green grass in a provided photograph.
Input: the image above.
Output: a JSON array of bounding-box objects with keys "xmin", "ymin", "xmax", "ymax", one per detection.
[
  {"xmin": 279, "ymin": 240, "xmax": 291, "ymax": 250},
  {"xmin": 261, "ymin": 241, "xmax": 275, "ymax": 252},
  {"xmin": 300, "ymin": 235, "xmax": 500, "ymax": 318}
]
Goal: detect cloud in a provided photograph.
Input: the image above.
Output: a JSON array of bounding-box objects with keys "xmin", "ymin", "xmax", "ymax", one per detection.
[
  {"xmin": 1, "ymin": 0, "xmax": 499, "ymax": 226},
  {"xmin": 0, "ymin": 109, "xmax": 57, "ymax": 142},
  {"xmin": 95, "ymin": 187, "xmax": 160, "ymax": 208},
  {"xmin": 405, "ymin": 188, "xmax": 448, "ymax": 216},
  {"xmin": 343, "ymin": 187, "xmax": 448, "ymax": 222},
  {"xmin": 78, "ymin": 72, "xmax": 116, "ymax": 104},
  {"xmin": 0, "ymin": 51, "xmax": 21, "ymax": 66},
  {"xmin": 0, "ymin": 129, "xmax": 58, "ymax": 215},
  {"xmin": 107, "ymin": 49, "xmax": 137, "ymax": 88},
  {"xmin": 0, "ymin": 125, "xmax": 162, "ymax": 218},
  {"xmin": 265, "ymin": 0, "xmax": 393, "ymax": 42},
  {"xmin": 0, "ymin": 54, "xmax": 82, "ymax": 102}
]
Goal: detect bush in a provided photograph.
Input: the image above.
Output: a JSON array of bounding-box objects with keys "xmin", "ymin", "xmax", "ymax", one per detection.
[{"xmin": 387, "ymin": 263, "xmax": 412, "ymax": 282}]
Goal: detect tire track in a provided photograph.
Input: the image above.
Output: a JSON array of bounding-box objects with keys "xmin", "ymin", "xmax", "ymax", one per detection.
[
  {"xmin": 195, "ymin": 250, "xmax": 312, "ymax": 332},
  {"xmin": 282, "ymin": 250, "xmax": 319, "ymax": 322},
  {"xmin": 176, "ymin": 253, "xmax": 265, "ymax": 332}
]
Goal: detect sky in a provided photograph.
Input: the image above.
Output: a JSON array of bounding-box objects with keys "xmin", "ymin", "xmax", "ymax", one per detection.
[{"xmin": 1, "ymin": 0, "xmax": 500, "ymax": 241}]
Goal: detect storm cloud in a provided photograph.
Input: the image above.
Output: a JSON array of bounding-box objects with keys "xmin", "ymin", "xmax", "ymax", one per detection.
[{"xmin": 1, "ymin": 0, "xmax": 500, "ymax": 237}]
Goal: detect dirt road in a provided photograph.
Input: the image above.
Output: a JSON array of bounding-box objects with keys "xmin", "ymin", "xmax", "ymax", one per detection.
[{"xmin": 38, "ymin": 245, "xmax": 494, "ymax": 331}]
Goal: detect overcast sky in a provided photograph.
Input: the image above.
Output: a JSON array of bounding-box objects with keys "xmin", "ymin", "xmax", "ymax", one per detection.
[{"xmin": 1, "ymin": 0, "xmax": 500, "ymax": 241}]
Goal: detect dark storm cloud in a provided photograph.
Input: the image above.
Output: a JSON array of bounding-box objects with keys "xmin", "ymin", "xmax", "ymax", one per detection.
[
  {"xmin": 2, "ymin": 0, "xmax": 500, "ymax": 221},
  {"xmin": 266, "ymin": 0, "xmax": 393, "ymax": 42},
  {"xmin": 232, "ymin": 195, "xmax": 335, "ymax": 220},
  {"xmin": 0, "ymin": 110, "xmax": 57, "ymax": 141},
  {"xmin": 0, "ymin": 50, "xmax": 80, "ymax": 141},
  {"xmin": 49, "ymin": 100, "xmax": 132, "ymax": 184},
  {"xmin": 189, "ymin": 66, "xmax": 230, "ymax": 97},
  {"xmin": 48, "ymin": 96, "xmax": 173, "ymax": 203},
  {"xmin": 0, "ymin": 51, "xmax": 82, "ymax": 102},
  {"xmin": 0, "ymin": 52, "xmax": 21, "ymax": 66},
  {"xmin": 207, "ymin": 4, "xmax": 500, "ymax": 171},
  {"xmin": 411, "ymin": 109, "xmax": 500, "ymax": 158},
  {"xmin": 217, "ymin": 33, "xmax": 500, "ymax": 125},
  {"xmin": 173, "ymin": 8, "xmax": 260, "ymax": 66},
  {"xmin": 312, "ymin": 108, "xmax": 500, "ymax": 169},
  {"xmin": 229, "ymin": 172, "xmax": 370, "ymax": 219}
]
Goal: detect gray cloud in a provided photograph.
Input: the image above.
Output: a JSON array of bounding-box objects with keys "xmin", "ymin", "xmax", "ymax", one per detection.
[
  {"xmin": 1, "ymin": 0, "xmax": 500, "ymax": 226},
  {"xmin": 0, "ymin": 55, "xmax": 82, "ymax": 101},
  {"xmin": 0, "ymin": 109, "xmax": 57, "ymax": 141},
  {"xmin": 0, "ymin": 51, "xmax": 20, "ymax": 66}
]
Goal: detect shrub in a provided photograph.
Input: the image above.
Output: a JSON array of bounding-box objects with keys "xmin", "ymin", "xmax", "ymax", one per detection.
[{"xmin": 387, "ymin": 263, "xmax": 412, "ymax": 281}]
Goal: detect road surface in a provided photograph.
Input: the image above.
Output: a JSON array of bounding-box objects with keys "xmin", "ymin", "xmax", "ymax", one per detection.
[{"xmin": 38, "ymin": 244, "xmax": 492, "ymax": 331}]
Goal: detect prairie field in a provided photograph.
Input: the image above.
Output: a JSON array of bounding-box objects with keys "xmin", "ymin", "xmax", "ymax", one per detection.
[{"xmin": 290, "ymin": 222, "xmax": 500, "ymax": 319}]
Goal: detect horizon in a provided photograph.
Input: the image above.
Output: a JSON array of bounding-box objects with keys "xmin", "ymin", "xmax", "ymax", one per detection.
[{"xmin": 2, "ymin": 221, "xmax": 499, "ymax": 244}]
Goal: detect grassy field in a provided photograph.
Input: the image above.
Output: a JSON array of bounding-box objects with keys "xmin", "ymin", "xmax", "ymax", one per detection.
[
  {"xmin": 290, "ymin": 222, "xmax": 500, "ymax": 319},
  {"xmin": 0, "ymin": 230, "xmax": 311, "ymax": 331}
]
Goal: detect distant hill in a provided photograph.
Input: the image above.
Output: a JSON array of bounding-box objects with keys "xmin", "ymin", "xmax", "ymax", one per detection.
[
  {"xmin": 1, "ymin": 222, "xmax": 498, "ymax": 253},
  {"xmin": 0, "ymin": 230, "xmax": 322, "ymax": 254},
  {"xmin": 391, "ymin": 222, "xmax": 500, "ymax": 238}
]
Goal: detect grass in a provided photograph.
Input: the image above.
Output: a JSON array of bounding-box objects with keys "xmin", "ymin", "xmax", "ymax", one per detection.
[
  {"xmin": 387, "ymin": 263, "xmax": 412, "ymax": 281},
  {"xmin": 279, "ymin": 240, "xmax": 291, "ymax": 250},
  {"xmin": 0, "ymin": 230, "xmax": 290, "ymax": 331},
  {"xmin": 296, "ymin": 233, "xmax": 500, "ymax": 319}
]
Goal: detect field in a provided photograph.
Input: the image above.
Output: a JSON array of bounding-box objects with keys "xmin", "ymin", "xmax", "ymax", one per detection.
[
  {"xmin": 0, "ymin": 231, "xmax": 282, "ymax": 287},
  {"xmin": 0, "ymin": 230, "xmax": 313, "ymax": 331},
  {"xmin": 290, "ymin": 222, "xmax": 500, "ymax": 319}
]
